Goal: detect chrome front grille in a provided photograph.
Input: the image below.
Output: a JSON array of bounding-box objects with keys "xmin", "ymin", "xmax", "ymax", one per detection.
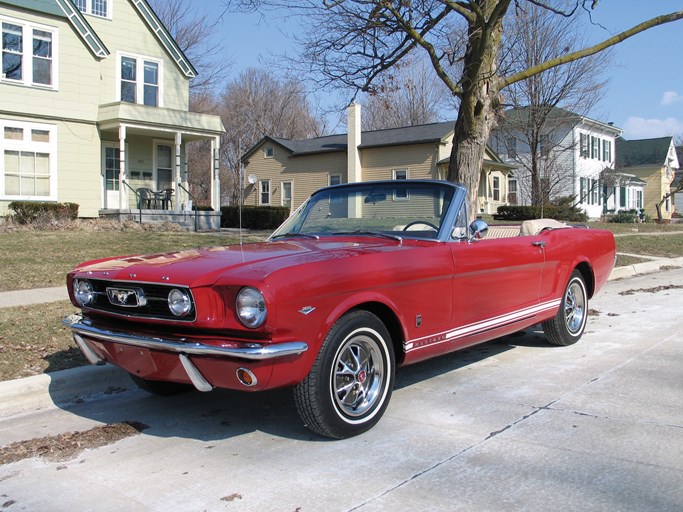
[{"xmin": 82, "ymin": 279, "xmax": 196, "ymax": 321}]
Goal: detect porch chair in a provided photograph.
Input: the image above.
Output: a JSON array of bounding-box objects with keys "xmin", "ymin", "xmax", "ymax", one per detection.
[
  {"xmin": 137, "ymin": 188, "xmax": 156, "ymax": 209},
  {"xmin": 157, "ymin": 188, "xmax": 174, "ymax": 210}
]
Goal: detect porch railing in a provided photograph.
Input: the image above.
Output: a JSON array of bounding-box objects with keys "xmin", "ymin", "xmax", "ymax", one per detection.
[
  {"xmin": 177, "ymin": 182, "xmax": 199, "ymax": 232},
  {"xmin": 121, "ymin": 180, "xmax": 143, "ymax": 223}
]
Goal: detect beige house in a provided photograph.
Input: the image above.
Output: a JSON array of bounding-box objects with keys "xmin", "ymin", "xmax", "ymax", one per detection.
[
  {"xmin": 616, "ymin": 136, "xmax": 679, "ymax": 220},
  {"xmin": 242, "ymin": 104, "xmax": 514, "ymax": 215},
  {"xmin": 0, "ymin": 0, "xmax": 224, "ymax": 224}
]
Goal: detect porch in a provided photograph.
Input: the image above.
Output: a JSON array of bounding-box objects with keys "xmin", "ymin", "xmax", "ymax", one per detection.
[
  {"xmin": 96, "ymin": 102, "xmax": 225, "ymax": 229},
  {"xmin": 99, "ymin": 208, "xmax": 222, "ymax": 232}
]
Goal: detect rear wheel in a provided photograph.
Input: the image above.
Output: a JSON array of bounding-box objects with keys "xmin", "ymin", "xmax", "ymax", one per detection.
[
  {"xmin": 542, "ymin": 270, "xmax": 588, "ymax": 346},
  {"xmin": 294, "ymin": 310, "xmax": 395, "ymax": 439},
  {"xmin": 130, "ymin": 375, "xmax": 194, "ymax": 396}
]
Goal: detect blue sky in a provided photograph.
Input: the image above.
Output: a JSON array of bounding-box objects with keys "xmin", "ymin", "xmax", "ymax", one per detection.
[{"xmin": 207, "ymin": 0, "xmax": 683, "ymax": 140}]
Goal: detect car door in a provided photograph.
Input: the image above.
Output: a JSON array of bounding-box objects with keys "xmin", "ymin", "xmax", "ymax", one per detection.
[{"xmin": 449, "ymin": 235, "xmax": 545, "ymax": 341}]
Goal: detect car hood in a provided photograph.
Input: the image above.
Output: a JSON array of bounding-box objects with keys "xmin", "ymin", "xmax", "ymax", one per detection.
[{"xmin": 71, "ymin": 238, "xmax": 412, "ymax": 287}]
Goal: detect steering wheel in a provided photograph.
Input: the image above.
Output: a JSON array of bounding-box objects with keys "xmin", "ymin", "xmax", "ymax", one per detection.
[{"xmin": 402, "ymin": 220, "xmax": 439, "ymax": 232}]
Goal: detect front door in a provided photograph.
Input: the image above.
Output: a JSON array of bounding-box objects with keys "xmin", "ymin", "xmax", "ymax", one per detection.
[
  {"xmin": 103, "ymin": 143, "xmax": 120, "ymax": 209},
  {"xmin": 449, "ymin": 237, "xmax": 545, "ymax": 344},
  {"xmin": 155, "ymin": 143, "xmax": 173, "ymax": 193}
]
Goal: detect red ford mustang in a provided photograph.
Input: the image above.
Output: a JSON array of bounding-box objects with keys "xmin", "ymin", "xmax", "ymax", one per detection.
[{"xmin": 65, "ymin": 180, "xmax": 615, "ymax": 438}]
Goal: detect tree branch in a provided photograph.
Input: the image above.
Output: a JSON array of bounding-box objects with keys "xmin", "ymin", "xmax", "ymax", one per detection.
[{"xmin": 500, "ymin": 11, "xmax": 683, "ymax": 89}]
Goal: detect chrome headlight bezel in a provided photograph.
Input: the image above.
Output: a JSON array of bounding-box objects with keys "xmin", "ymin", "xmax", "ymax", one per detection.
[
  {"xmin": 168, "ymin": 288, "xmax": 192, "ymax": 317},
  {"xmin": 73, "ymin": 279, "xmax": 95, "ymax": 306},
  {"xmin": 236, "ymin": 287, "xmax": 267, "ymax": 329}
]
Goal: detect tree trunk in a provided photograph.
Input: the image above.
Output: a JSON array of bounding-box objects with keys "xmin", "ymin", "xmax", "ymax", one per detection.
[{"xmin": 446, "ymin": 4, "xmax": 509, "ymax": 220}]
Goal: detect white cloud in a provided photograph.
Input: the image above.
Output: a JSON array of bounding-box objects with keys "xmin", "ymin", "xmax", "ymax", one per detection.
[
  {"xmin": 661, "ymin": 91, "xmax": 683, "ymax": 106},
  {"xmin": 622, "ymin": 117, "xmax": 683, "ymax": 140}
]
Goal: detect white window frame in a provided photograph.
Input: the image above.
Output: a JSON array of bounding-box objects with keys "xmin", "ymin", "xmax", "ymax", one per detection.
[
  {"xmin": 393, "ymin": 168, "xmax": 409, "ymax": 200},
  {"xmin": 492, "ymin": 176, "xmax": 500, "ymax": 201},
  {"xmin": 329, "ymin": 174, "xmax": 342, "ymax": 186},
  {"xmin": 259, "ymin": 179, "xmax": 271, "ymax": 205},
  {"xmin": 74, "ymin": 0, "xmax": 112, "ymax": 19},
  {"xmin": 264, "ymin": 147, "xmax": 274, "ymax": 158},
  {"xmin": 116, "ymin": 52, "xmax": 163, "ymax": 107},
  {"xmin": 1, "ymin": 15, "xmax": 58, "ymax": 90},
  {"xmin": 0, "ymin": 119, "xmax": 57, "ymax": 200},
  {"xmin": 508, "ymin": 177, "xmax": 517, "ymax": 205},
  {"xmin": 602, "ymin": 139, "xmax": 612, "ymax": 163},
  {"xmin": 281, "ymin": 180, "xmax": 293, "ymax": 209}
]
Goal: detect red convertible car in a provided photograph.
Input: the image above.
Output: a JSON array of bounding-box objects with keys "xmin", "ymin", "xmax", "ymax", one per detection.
[{"xmin": 65, "ymin": 180, "xmax": 615, "ymax": 438}]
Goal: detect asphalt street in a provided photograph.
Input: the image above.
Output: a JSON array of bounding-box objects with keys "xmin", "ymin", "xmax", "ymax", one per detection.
[{"xmin": 0, "ymin": 268, "xmax": 681, "ymax": 511}]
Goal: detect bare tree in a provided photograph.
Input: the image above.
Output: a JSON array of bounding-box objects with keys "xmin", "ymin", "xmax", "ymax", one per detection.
[
  {"xmin": 227, "ymin": 0, "xmax": 683, "ymax": 218},
  {"xmin": 361, "ymin": 57, "xmax": 453, "ymax": 130},
  {"xmin": 147, "ymin": 0, "xmax": 230, "ymax": 95},
  {"xmin": 492, "ymin": 3, "xmax": 610, "ymax": 206},
  {"xmin": 219, "ymin": 68, "xmax": 322, "ymax": 204}
]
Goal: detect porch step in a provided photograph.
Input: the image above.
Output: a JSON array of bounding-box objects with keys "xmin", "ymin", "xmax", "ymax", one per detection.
[{"xmin": 99, "ymin": 209, "xmax": 221, "ymax": 232}]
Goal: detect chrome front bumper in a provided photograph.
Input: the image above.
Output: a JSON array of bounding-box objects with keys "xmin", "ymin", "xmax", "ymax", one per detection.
[{"xmin": 63, "ymin": 315, "xmax": 309, "ymax": 361}]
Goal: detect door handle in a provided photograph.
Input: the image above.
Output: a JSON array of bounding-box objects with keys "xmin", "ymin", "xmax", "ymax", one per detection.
[{"xmin": 532, "ymin": 241, "xmax": 546, "ymax": 248}]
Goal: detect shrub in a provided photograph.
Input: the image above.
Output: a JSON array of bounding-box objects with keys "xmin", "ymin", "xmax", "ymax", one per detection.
[
  {"xmin": 8, "ymin": 201, "xmax": 79, "ymax": 224},
  {"xmin": 191, "ymin": 204, "xmax": 214, "ymax": 212},
  {"xmin": 221, "ymin": 205, "xmax": 290, "ymax": 230},
  {"xmin": 608, "ymin": 209, "xmax": 639, "ymax": 223},
  {"xmin": 494, "ymin": 196, "xmax": 588, "ymax": 223}
]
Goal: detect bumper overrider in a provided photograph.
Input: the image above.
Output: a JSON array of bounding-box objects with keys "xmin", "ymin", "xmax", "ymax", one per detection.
[{"xmin": 63, "ymin": 315, "xmax": 308, "ymax": 392}]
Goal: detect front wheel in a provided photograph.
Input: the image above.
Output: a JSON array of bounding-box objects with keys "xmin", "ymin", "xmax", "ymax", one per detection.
[
  {"xmin": 294, "ymin": 310, "xmax": 395, "ymax": 439},
  {"xmin": 542, "ymin": 270, "xmax": 588, "ymax": 346}
]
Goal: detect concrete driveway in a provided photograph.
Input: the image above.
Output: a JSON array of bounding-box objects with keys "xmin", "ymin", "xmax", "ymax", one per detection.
[{"xmin": 0, "ymin": 269, "xmax": 681, "ymax": 511}]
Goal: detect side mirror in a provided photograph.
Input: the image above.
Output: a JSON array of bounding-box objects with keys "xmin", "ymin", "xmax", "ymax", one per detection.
[{"xmin": 469, "ymin": 219, "xmax": 489, "ymax": 241}]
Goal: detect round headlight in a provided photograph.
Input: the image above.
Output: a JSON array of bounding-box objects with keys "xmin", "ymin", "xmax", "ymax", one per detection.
[
  {"xmin": 236, "ymin": 287, "xmax": 267, "ymax": 328},
  {"xmin": 168, "ymin": 288, "xmax": 192, "ymax": 317},
  {"xmin": 73, "ymin": 279, "xmax": 95, "ymax": 306}
]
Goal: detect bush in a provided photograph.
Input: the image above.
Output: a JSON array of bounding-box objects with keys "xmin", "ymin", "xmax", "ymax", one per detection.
[
  {"xmin": 494, "ymin": 196, "xmax": 588, "ymax": 223},
  {"xmin": 608, "ymin": 209, "xmax": 640, "ymax": 223},
  {"xmin": 8, "ymin": 201, "xmax": 79, "ymax": 224},
  {"xmin": 191, "ymin": 204, "xmax": 214, "ymax": 211},
  {"xmin": 221, "ymin": 205, "xmax": 290, "ymax": 230}
]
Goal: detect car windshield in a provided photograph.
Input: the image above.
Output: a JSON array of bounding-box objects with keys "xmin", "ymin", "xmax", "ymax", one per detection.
[{"xmin": 271, "ymin": 181, "xmax": 456, "ymax": 240}]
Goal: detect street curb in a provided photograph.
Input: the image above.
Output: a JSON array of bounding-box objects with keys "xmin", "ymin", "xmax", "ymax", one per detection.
[
  {"xmin": 0, "ymin": 364, "xmax": 133, "ymax": 418},
  {"xmin": 608, "ymin": 256, "xmax": 683, "ymax": 280}
]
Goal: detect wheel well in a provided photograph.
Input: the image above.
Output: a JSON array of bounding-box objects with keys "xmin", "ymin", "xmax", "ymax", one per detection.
[
  {"xmin": 574, "ymin": 261, "xmax": 595, "ymax": 298},
  {"xmin": 351, "ymin": 302, "xmax": 406, "ymax": 365}
]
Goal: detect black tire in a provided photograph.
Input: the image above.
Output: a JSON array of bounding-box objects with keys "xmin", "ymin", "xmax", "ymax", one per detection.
[
  {"xmin": 130, "ymin": 374, "xmax": 194, "ymax": 396},
  {"xmin": 294, "ymin": 310, "xmax": 395, "ymax": 439},
  {"xmin": 542, "ymin": 270, "xmax": 588, "ymax": 346}
]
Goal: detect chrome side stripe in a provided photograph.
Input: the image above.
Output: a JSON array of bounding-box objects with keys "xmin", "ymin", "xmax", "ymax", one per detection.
[{"xmin": 404, "ymin": 299, "xmax": 561, "ymax": 352}]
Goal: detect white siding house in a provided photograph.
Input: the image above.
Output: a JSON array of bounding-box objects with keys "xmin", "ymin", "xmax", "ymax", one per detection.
[{"xmin": 490, "ymin": 107, "xmax": 626, "ymax": 219}]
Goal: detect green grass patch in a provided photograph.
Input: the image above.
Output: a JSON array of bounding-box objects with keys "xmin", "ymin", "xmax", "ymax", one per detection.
[
  {"xmin": 615, "ymin": 255, "xmax": 653, "ymax": 267},
  {"xmin": 0, "ymin": 301, "xmax": 85, "ymax": 381},
  {"xmin": 0, "ymin": 230, "xmax": 267, "ymax": 292},
  {"xmin": 615, "ymin": 234, "xmax": 683, "ymax": 259}
]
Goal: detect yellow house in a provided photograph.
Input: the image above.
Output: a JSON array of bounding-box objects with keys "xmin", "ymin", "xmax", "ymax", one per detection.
[
  {"xmin": 241, "ymin": 104, "xmax": 514, "ymax": 214},
  {"xmin": 616, "ymin": 136, "xmax": 679, "ymax": 220},
  {"xmin": 0, "ymin": 0, "xmax": 224, "ymax": 227}
]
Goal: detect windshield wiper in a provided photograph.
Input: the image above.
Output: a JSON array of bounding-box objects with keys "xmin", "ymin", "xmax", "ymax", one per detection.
[
  {"xmin": 271, "ymin": 232, "xmax": 320, "ymax": 240},
  {"xmin": 333, "ymin": 230, "xmax": 403, "ymax": 243}
]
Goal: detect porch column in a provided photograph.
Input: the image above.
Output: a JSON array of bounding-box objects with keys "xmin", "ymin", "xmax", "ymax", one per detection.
[
  {"xmin": 174, "ymin": 132, "xmax": 182, "ymax": 211},
  {"xmin": 118, "ymin": 125, "xmax": 127, "ymax": 209},
  {"xmin": 211, "ymin": 136, "xmax": 221, "ymax": 210}
]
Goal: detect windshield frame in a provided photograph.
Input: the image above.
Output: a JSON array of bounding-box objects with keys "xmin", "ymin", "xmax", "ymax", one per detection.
[{"xmin": 269, "ymin": 180, "xmax": 467, "ymax": 243}]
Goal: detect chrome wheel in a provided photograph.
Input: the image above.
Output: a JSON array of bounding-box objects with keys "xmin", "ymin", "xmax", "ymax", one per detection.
[
  {"xmin": 564, "ymin": 280, "xmax": 586, "ymax": 334},
  {"xmin": 542, "ymin": 270, "xmax": 588, "ymax": 346},
  {"xmin": 294, "ymin": 310, "xmax": 395, "ymax": 438},
  {"xmin": 332, "ymin": 330, "xmax": 386, "ymax": 418}
]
